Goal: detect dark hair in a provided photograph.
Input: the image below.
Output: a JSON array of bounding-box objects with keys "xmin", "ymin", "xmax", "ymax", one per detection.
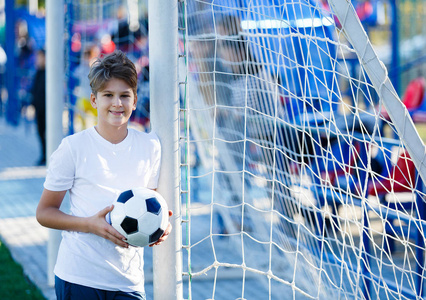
[{"xmin": 88, "ymin": 50, "xmax": 138, "ymax": 96}]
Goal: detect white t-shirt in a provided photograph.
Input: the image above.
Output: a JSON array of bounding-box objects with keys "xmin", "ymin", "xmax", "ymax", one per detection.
[{"xmin": 44, "ymin": 126, "xmax": 161, "ymax": 292}]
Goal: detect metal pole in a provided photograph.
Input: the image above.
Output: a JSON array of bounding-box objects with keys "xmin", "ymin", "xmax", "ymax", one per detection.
[
  {"xmin": 46, "ymin": 0, "xmax": 64, "ymax": 286},
  {"xmin": 148, "ymin": 0, "xmax": 182, "ymax": 298}
]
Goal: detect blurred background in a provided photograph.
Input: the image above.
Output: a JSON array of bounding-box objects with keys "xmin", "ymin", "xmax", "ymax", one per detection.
[
  {"xmin": 1, "ymin": 0, "xmax": 151, "ymax": 141},
  {"xmin": 1, "ymin": 0, "xmax": 426, "ymax": 140},
  {"xmin": 2, "ymin": 1, "xmax": 426, "ymax": 299}
]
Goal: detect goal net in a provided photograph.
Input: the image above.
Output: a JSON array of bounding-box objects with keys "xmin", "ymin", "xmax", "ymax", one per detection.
[
  {"xmin": 179, "ymin": 0, "xmax": 426, "ymax": 299},
  {"xmin": 61, "ymin": 0, "xmax": 426, "ymax": 299}
]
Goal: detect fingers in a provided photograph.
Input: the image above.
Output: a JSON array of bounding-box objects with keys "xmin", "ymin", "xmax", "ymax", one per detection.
[
  {"xmin": 105, "ymin": 228, "xmax": 129, "ymax": 248},
  {"xmin": 104, "ymin": 222, "xmax": 129, "ymax": 247},
  {"xmin": 150, "ymin": 211, "xmax": 173, "ymax": 247},
  {"xmin": 164, "ymin": 222, "xmax": 172, "ymax": 236},
  {"xmin": 88, "ymin": 205, "xmax": 129, "ymax": 248},
  {"xmin": 98, "ymin": 204, "xmax": 114, "ymax": 217},
  {"xmin": 150, "ymin": 222, "xmax": 173, "ymax": 247}
]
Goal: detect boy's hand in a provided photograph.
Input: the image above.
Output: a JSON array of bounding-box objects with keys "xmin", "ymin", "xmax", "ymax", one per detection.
[
  {"xmin": 150, "ymin": 210, "xmax": 173, "ymax": 247},
  {"xmin": 87, "ymin": 205, "xmax": 129, "ymax": 248}
]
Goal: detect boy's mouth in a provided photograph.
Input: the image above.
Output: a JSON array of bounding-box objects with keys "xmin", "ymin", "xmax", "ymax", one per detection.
[{"xmin": 109, "ymin": 110, "xmax": 124, "ymax": 116}]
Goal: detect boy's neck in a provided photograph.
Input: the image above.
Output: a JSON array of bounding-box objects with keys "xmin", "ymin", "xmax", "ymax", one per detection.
[{"xmin": 94, "ymin": 125, "xmax": 128, "ymax": 144}]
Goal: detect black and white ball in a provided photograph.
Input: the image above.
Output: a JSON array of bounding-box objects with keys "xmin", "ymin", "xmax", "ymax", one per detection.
[{"xmin": 107, "ymin": 187, "xmax": 169, "ymax": 247}]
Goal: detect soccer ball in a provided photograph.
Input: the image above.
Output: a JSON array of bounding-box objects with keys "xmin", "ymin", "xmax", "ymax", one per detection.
[{"xmin": 106, "ymin": 187, "xmax": 169, "ymax": 247}]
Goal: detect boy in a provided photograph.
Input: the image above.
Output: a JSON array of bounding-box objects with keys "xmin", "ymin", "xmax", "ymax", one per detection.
[{"xmin": 36, "ymin": 50, "xmax": 171, "ymax": 300}]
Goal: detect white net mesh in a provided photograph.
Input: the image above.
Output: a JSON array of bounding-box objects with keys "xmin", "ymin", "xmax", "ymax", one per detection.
[{"xmin": 180, "ymin": 0, "xmax": 426, "ymax": 299}]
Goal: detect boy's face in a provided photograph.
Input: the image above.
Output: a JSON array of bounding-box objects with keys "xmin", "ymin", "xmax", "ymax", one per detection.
[{"xmin": 90, "ymin": 78, "xmax": 137, "ymax": 129}]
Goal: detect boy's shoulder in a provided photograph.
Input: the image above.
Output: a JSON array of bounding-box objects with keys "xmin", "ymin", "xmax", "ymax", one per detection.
[
  {"xmin": 64, "ymin": 127, "xmax": 94, "ymax": 143},
  {"xmin": 127, "ymin": 129, "xmax": 161, "ymax": 156},
  {"xmin": 129, "ymin": 128, "xmax": 160, "ymax": 144}
]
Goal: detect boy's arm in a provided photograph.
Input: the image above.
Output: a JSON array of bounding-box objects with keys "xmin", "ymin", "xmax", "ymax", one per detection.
[{"xmin": 36, "ymin": 189, "xmax": 129, "ymax": 248}]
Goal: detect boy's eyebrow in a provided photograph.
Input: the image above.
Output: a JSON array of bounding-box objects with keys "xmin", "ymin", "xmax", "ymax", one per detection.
[{"xmin": 100, "ymin": 89, "xmax": 132, "ymax": 93}]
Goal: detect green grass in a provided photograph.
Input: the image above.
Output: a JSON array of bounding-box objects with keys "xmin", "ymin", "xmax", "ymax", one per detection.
[{"xmin": 0, "ymin": 240, "xmax": 45, "ymax": 300}]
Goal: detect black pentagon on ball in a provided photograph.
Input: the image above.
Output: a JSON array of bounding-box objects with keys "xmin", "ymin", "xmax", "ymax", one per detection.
[
  {"xmin": 145, "ymin": 197, "xmax": 162, "ymax": 215},
  {"xmin": 149, "ymin": 228, "xmax": 164, "ymax": 244},
  {"xmin": 117, "ymin": 190, "xmax": 134, "ymax": 203},
  {"xmin": 121, "ymin": 216, "xmax": 138, "ymax": 234}
]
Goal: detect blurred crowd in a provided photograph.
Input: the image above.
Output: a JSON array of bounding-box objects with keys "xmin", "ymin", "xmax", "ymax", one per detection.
[
  {"xmin": 0, "ymin": 4, "xmax": 151, "ymax": 131},
  {"xmin": 0, "ymin": 4, "xmax": 152, "ymax": 167}
]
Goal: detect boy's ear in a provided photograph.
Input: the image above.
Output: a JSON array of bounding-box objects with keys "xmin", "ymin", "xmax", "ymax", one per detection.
[
  {"xmin": 90, "ymin": 93, "xmax": 97, "ymax": 109},
  {"xmin": 133, "ymin": 94, "xmax": 138, "ymax": 111}
]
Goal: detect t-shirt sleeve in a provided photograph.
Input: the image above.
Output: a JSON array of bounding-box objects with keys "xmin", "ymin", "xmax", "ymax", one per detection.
[
  {"xmin": 147, "ymin": 132, "xmax": 162, "ymax": 189},
  {"xmin": 44, "ymin": 138, "xmax": 75, "ymax": 191}
]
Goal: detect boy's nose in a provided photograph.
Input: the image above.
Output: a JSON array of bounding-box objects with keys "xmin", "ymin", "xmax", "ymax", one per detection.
[{"xmin": 112, "ymin": 96, "xmax": 122, "ymax": 106}]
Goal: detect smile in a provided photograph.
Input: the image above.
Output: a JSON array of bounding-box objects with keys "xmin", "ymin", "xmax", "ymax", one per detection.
[{"xmin": 109, "ymin": 111, "xmax": 124, "ymax": 116}]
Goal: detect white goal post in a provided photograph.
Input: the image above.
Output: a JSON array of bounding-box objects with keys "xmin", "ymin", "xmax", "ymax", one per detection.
[
  {"xmin": 148, "ymin": 0, "xmax": 183, "ymax": 299},
  {"xmin": 45, "ymin": 0, "xmax": 65, "ymax": 287}
]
